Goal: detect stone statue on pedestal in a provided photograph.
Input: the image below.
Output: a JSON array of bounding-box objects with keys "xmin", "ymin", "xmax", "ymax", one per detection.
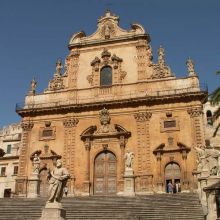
[
  {"xmin": 123, "ymin": 150, "xmax": 135, "ymax": 196},
  {"xmin": 195, "ymin": 143, "xmax": 220, "ymax": 176},
  {"xmin": 124, "ymin": 151, "xmax": 134, "ymax": 169},
  {"xmin": 32, "ymin": 154, "xmax": 40, "ymax": 174},
  {"xmin": 47, "ymin": 159, "xmax": 70, "ymax": 204},
  {"xmin": 39, "ymin": 159, "xmax": 70, "ymax": 220}
]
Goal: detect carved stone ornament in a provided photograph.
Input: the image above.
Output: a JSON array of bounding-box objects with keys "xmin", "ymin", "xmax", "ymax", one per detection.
[
  {"xmin": 134, "ymin": 112, "xmax": 152, "ymax": 122},
  {"xmin": 46, "ymin": 59, "xmax": 65, "ymax": 91},
  {"xmin": 63, "ymin": 118, "xmax": 79, "ymax": 128},
  {"xmin": 95, "ymin": 107, "xmax": 116, "ymax": 134},
  {"xmin": 151, "ymin": 46, "xmax": 174, "ymax": 79},
  {"xmin": 99, "ymin": 10, "xmax": 118, "ymax": 39},
  {"xmin": 186, "ymin": 57, "xmax": 197, "ymax": 76},
  {"xmin": 21, "ymin": 121, "xmax": 34, "ymax": 131},
  {"xmin": 87, "ymin": 48, "xmax": 126, "ymax": 86},
  {"xmin": 195, "ymin": 145, "xmax": 220, "ymax": 176},
  {"xmin": 187, "ymin": 108, "xmax": 203, "ymax": 118}
]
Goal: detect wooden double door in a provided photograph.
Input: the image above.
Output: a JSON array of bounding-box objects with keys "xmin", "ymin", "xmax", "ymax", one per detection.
[
  {"xmin": 165, "ymin": 162, "xmax": 181, "ymax": 192},
  {"xmin": 94, "ymin": 151, "xmax": 117, "ymax": 195}
]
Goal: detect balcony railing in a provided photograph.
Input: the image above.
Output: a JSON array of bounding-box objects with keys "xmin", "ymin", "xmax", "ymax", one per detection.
[{"xmin": 16, "ymin": 83, "xmax": 208, "ymax": 112}]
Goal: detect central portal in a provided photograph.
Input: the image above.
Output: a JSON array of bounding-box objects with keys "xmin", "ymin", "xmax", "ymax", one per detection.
[{"xmin": 94, "ymin": 151, "xmax": 117, "ymax": 195}]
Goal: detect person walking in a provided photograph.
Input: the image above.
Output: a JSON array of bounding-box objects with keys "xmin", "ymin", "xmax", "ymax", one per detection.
[{"xmin": 167, "ymin": 181, "xmax": 173, "ymax": 194}]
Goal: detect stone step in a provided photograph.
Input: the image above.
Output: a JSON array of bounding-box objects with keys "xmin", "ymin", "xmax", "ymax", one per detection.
[{"xmin": 0, "ymin": 193, "xmax": 205, "ymax": 220}]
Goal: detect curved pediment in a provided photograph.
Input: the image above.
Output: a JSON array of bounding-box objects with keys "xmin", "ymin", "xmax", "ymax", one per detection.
[
  {"xmin": 69, "ymin": 11, "xmax": 149, "ymax": 47},
  {"xmin": 30, "ymin": 148, "xmax": 61, "ymax": 160},
  {"xmin": 153, "ymin": 142, "xmax": 190, "ymax": 154}
]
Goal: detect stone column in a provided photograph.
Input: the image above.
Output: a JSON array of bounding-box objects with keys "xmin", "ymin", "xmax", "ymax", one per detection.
[
  {"xmin": 83, "ymin": 138, "xmax": 91, "ymax": 196},
  {"xmin": 134, "ymin": 111, "xmax": 152, "ymax": 193},
  {"xmin": 63, "ymin": 117, "xmax": 79, "ymax": 196},
  {"xmin": 16, "ymin": 121, "xmax": 34, "ymax": 197}
]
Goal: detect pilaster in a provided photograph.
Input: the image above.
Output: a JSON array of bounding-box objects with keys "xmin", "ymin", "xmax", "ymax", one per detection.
[
  {"xmin": 134, "ymin": 111, "xmax": 152, "ymax": 193},
  {"xmin": 187, "ymin": 107, "xmax": 204, "ymax": 147},
  {"xmin": 63, "ymin": 117, "xmax": 79, "ymax": 195},
  {"xmin": 16, "ymin": 121, "xmax": 34, "ymax": 196}
]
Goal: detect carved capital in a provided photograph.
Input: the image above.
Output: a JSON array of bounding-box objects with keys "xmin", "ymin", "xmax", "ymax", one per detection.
[
  {"xmin": 187, "ymin": 108, "xmax": 203, "ymax": 118},
  {"xmin": 134, "ymin": 112, "xmax": 152, "ymax": 122},
  {"xmin": 63, "ymin": 118, "xmax": 79, "ymax": 128},
  {"xmin": 21, "ymin": 122, "xmax": 34, "ymax": 131}
]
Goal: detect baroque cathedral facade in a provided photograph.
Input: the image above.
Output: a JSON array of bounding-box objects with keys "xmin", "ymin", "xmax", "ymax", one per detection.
[{"xmin": 15, "ymin": 11, "xmax": 207, "ymax": 197}]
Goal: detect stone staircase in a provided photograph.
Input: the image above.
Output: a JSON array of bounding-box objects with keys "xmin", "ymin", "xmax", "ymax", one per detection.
[{"xmin": 0, "ymin": 193, "xmax": 205, "ymax": 220}]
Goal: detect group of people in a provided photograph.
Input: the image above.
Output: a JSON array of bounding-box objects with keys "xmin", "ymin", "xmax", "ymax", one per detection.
[{"xmin": 167, "ymin": 181, "xmax": 181, "ymax": 194}]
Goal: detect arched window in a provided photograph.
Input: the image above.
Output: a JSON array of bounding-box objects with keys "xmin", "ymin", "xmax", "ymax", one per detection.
[
  {"xmin": 206, "ymin": 110, "xmax": 213, "ymax": 125},
  {"xmin": 100, "ymin": 66, "xmax": 112, "ymax": 86}
]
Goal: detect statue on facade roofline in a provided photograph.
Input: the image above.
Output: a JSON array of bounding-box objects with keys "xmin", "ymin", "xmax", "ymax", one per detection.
[
  {"xmin": 47, "ymin": 159, "xmax": 70, "ymax": 204},
  {"xmin": 29, "ymin": 77, "xmax": 37, "ymax": 95},
  {"xmin": 186, "ymin": 57, "xmax": 197, "ymax": 76}
]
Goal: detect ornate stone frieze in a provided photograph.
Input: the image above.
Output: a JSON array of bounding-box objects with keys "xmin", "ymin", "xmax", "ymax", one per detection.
[
  {"xmin": 87, "ymin": 48, "xmax": 126, "ymax": 86},
  {"xmin": 134, "ymin": 111, "xmax": 152, "ymax": 122},
  {"xmin": 151, "ymin": 46, "xmax": 174, "ymax": 79},
  {"xmin": 63, "ymin": 118, "xmax": 79, "ymax": 128},
  {"xmin": 21, "ymin": 121, "xmax": 34, "ymax": 131}
]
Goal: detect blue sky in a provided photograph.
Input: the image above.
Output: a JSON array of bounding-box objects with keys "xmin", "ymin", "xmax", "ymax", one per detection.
[{"xmin": 0, "ymin": 0, "xmax": 219, "ymax": 127}]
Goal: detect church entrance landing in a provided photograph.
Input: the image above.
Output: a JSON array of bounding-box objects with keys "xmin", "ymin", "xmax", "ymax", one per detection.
[{"xmin": 94, "ymin": 151, "xmax": 117, "ymax": 195}]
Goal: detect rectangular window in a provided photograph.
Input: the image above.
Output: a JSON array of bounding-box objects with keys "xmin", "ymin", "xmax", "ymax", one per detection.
[
  {"xmin": 1, "ymin": 167, "xmax": 6, "ymax": 176},
  {"xmin": 42, "ymin": 129, "xmax": 53, "ymax": 137},
  {"xmin": 13, "ymin": 166, "xmax": 18, "ymax": 175},
  {"xmin": 7, "ymin": 145, "xmax": 11, "ymax": 154},
  {"xmin": 164, "ymin": 120, "xmax": 176, "ymax": 128}
]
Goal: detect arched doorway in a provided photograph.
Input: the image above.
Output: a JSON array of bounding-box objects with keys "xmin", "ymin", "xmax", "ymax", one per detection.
[
  {"xmin": 94, "ymin": 151, "xmax": 117, "ymax": 195},
  {"xmin": 165, "ymin": 162, "xmax": 181, "ymax": 193}
]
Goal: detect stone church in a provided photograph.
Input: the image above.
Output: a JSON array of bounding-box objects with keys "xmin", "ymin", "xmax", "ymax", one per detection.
[{"xmin": 15, "ymin": 11, "xmax": 207, "ymax": 197}]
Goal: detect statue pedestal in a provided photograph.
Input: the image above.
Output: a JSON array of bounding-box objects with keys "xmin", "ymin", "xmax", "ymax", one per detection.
[
  {"xmin": 157, "ymin": 182, "xmax": 164, "ymax": 193},
  {"xmin": 123, "ymin": 168, "xmax": 135, "ymax": 196},
  {"xmin": 27, "ymin": 173, "xmax": 40, "ymax": 198},
  {"xmin": 39, "ymin": 202, "xmax": 66, "ymax": 220}
]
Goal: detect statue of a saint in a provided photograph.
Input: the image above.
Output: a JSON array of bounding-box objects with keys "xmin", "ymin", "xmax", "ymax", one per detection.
[
  {"xmin": 47, "ymin": 159, "xmax": 70, "ymax": 203},
  {"xmin": 54, "ymin": 59, "xmax": 63, "ymax": 77},
  {"xmin": 29, "ymin": 78, "xmax": 37, "ymax": 95},
  {"xmin": 124, "ymin": 151, "xmax": 134, "ymax": 169},
  {"xmin": 158, "ymin": 46, "xmax": 165, "ymax": 67},
  {"xmin": 104, "ymin": 25, "xmax": 110, "ymax": 39},
  {"xmin": 186, "ymin": 58, "xmax": 196, "ymax": 76},
  {"xmin": 32, "ymin": 154, "xmax": 40, "ymax": 174}
]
